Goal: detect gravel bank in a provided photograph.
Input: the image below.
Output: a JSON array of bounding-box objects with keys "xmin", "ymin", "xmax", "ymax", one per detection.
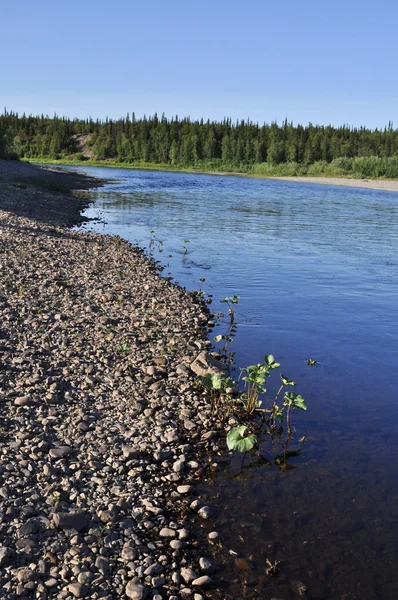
[
  {"xmin": 270, "ymin": 174, "xmax": 398, "ymax": 192},
  {"xmin": 0, "ymin": 165, "xmax": 227, "ymax": 599},
  {"xmin": 0, "ymin": 159, "xmax": 105, "ymax": 227}
]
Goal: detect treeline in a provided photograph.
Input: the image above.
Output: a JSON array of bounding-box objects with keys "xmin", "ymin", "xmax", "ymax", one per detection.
[
  {"xmin": 2, "ymin": 109, "xmax": 398, "ymax": 178},
  {"xmin": 0, "ymin": 120, "xmax": 14, "ymax": 158}
]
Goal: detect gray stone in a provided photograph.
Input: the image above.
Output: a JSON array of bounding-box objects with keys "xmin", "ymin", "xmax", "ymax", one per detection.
[
  {"xmin": 159, "ymin": 527, "xmax": 176, "ymax": 538},
  {"xmin": 199, "ymin": 557, "xmax": 213, "ymax": 572},
  {"xmin": 67, "ymin": 583, "xmax": 89, "ymax": 598},
  {"xmin": 122, "ymin": 445, "xmax": 140, "ymax": 460},
  {"xmin": 177, "ymin": 485, "xmax": 192, "ymax": 494},
  {"xmin": 192, "ymin": 576, "xmax": 212, "ymax": 588},
  {"xmin": 19, "ymin": 519, "xmax": 40, "ymax": 536},
  {"xmin": 0, "ymin": 546, "xmax": 13, "ymax": 567},
  {"xmin": 15, "ymin": 395, "xmax": 30, "ymax": 406},
  {"xmin": 125, "ymin": 582, "xmax": 148, "ymax": 599},
  {"xmin": 173, "ymin": 459, "xmax": 185, "ymax": 473},
  {"xmin": 190, "ymin": 351, "xmax": 229, "ymax": 377},
  {"xmin": 95, "ymin": 556, "xmax": 109, "ymax": 574},
  {"xmin": 180, "ymin": 567, "xmax": 198, "ymax": 584},
  {"xmin": 49, "ymin": 446, "xmax": 73, "ymax": 459},
  {"xmin": 151, "ymin": 576, "xmax": 165, "ymax": 587},
  {"xmin": 144, "ymin": 563, "xmax": 162, "ymax": 576},
  {"xmin": 121, "ymin": 544, "xmax": 137, "ymax": 561},
  {"xmin": 198, "ymin": 506, "xmax": 211, "ymax": 519},
  {"xmin": 53, "ymin": 512, "xmax": 88, "ymax": 531}
]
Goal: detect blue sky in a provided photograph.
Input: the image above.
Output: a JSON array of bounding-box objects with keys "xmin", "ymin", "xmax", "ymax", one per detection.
[{"xmin": 1, "ymin": 0, "xmax": 397, "ymax": 128}]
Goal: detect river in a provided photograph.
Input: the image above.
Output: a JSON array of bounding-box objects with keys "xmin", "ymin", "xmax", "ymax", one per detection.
[{"xmin": 66, "ymin": 165, "xmax": 398, "ymax": 600}]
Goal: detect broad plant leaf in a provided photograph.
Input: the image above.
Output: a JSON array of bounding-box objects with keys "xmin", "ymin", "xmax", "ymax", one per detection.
[
  {"xmin": 284, "ymin": 391, "xmax": 307, "ymax": 410},
  {"xmin": 203, "ymin": 373, "xmax": 222, "ymax": 390},
  {"xmin": 293, "ymin": 398, "xmax": 307, "ymax": 411},
  {"xmin": 226, "ymin": 426, "xmax": 257, "ymax": 453},
  {"xmin": 265, "ymin": 354, "xmax": 280, "ymax": 369},
  {"xmin": 280, "ymin": 374, "xmax": 296, "ymax": 386}
]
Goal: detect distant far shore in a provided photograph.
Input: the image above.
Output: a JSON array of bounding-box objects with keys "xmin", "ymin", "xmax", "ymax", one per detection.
[
  {"xmin": 23, "ymin": 157, "xmax": 398, "ymax": 192},
  {"xmin": 269, "ymin": 175, "xmax": 398, "ymax": 192}
]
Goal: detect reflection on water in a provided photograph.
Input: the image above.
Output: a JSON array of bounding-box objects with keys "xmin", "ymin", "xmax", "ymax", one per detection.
[{"xmin": 66, "ymin": 165, "xmax": 398, "ymax": 599}]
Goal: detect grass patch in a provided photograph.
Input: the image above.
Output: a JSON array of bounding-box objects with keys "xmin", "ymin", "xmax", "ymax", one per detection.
[{"xmin": 23, "ymin": 156, "xmax": 398, "ymax": 181}]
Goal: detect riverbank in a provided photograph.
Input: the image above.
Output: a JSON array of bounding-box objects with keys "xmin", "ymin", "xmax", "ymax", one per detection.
[
  {"xmin": 270, "ymin": 175, "xmax": 398, "ymax": 192},
  {"xmin": 0, "ymin": 158, "xmax": 108, "ymax": 226},
  {"xmin": 23, "ymin": 157, "xmax": 398, "ymax": 192},
  {"xmin": 0, "ymin": 163, "xmax": 228, "ymax": 599}
]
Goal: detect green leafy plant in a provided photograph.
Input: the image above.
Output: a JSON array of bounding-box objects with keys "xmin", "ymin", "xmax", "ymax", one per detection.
[
  {"xmin": 220, "ymin": 295, "xmax": 239, "ymax": 323},
  {"xmin": 213, "ymin": 295, "xmax": 240, "ymax": 363},
  {"xmin": 203, "ymin": 372, "xmax": 235, "ymax": 415},
  {"xmin": 307, "ymin": 358, "xmax": 317, "ymax": 366},
  {"xmin": 282, "ymin": 391, "xmax": 307, "ymax": 437},
  {"xmin": 182, "ymin": 239, "xmax": 190, "ymax": 254},
  {"xmin": 240, "ymin": 355, "xmax": 280, "ymax": 415}
]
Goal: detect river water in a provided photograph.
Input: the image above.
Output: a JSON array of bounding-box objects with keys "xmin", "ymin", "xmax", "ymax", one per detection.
[{"xmin": 67, "ymin": 165, "xmax": 398, "ymax": 599}]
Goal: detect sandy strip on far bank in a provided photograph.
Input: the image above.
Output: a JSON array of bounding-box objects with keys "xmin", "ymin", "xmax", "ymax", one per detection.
[{"xmin": 269, "ymin": 175, "xmax": 398, "ymax": 192}]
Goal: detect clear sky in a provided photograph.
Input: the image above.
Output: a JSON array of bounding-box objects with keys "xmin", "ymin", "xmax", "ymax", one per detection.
[{"xmin": 2, "ymin": 0, "xmax": 397, "ymax": 128}]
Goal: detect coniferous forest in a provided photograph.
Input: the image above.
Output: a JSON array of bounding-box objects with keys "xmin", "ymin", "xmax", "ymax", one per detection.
[{"xmin": 2, "ymin": 109, "xmax": 398, "ymax": 178}]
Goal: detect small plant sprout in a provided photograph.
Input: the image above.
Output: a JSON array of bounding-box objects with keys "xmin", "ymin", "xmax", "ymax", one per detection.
[
  {"xmin": 265, "ymin": 558, "xmax": 281, "ymax": 577},
  {"xmin": 51, "ymin": 491, "xmax": 60, "ymax": 503},
  {"xmin": 282, "ymin": 391, "xmax": 307, "ymax": 437},
  {"xmin": 199, "ymin": 277, "xmax": 206, "ymax": 291},
  {"xmin": 182, "ymin": 239, "xmax": 190, "ymax": 254},
  {"xmin": 307, "ymin": 358, "xmax": 317, "ymax": 366},
  {"xmin": 117, "ymin": 343, "xmax": 130, "ymax": 353},
  {"xmin": 95, "ymin": 524, "xmax": 110, "ymax": 537}
]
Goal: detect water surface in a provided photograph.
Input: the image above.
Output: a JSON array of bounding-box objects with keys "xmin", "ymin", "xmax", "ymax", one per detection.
[{"xmin": 67, "ymin": 166, "xmax": 398, "ymax": 599}]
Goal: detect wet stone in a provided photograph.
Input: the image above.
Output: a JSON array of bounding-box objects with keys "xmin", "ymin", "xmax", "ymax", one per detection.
[
  {"xmin": 192, "ymin": 576, "xmax": 212, "ymax": 588},
  {"xmin": 0, "ymin": 546, "xmax": 14, "ymax": 567}
]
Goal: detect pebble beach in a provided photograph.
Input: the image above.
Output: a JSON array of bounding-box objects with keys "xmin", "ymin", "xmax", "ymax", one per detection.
[{"xmin": 0, "ymin": 161, "xmax": 227, "ymax": 600}]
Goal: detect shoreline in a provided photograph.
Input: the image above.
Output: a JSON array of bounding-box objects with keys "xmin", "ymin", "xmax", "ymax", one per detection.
[
  {"xmin": 24, "ymin": 157, "xmax": 398, "ymax": 192},
  {"xmin": 0, "ymin": 158, "xmax": 108, "ymax": 227},
  {"xmin": 268, "ymin": 174, "xmax": 398, "ymax": 192},
  {"xmin": 0, "ymin": 162, "xmax": 228, "ymax": 599}
]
